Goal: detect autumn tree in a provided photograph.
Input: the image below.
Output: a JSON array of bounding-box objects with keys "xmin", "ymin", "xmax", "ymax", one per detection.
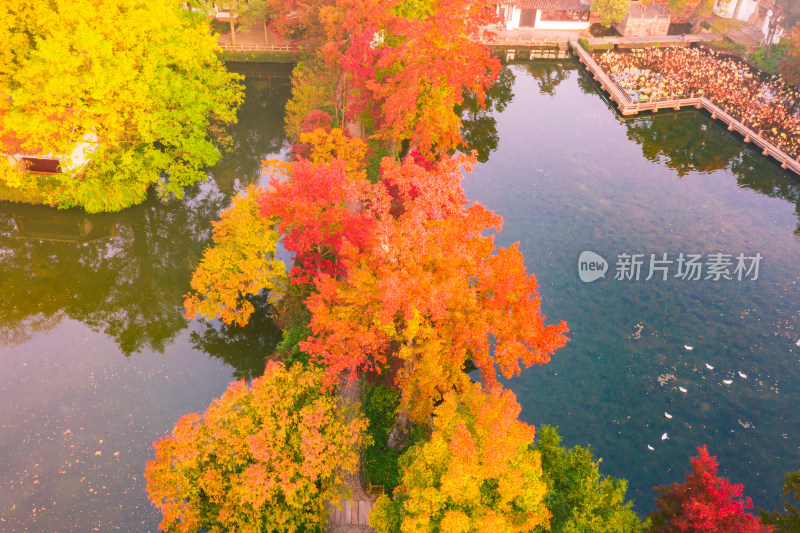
[
  {"xmin": 590, "ymin": 0, "xmax": 631, "ymax": 27},
  {"xmin": 145, "ymin": 362, "xmax": 369, "ymax": 533},
  {"xmin": 284, "ymin": 61, "xmax": 338, "ymax": 142},
  {"xmin": 335, "ymin": 0, "xmax": 501, "ymax": 157},
  {"xmin": 301, "ymin": 153, "xmax": 569, "ymax": 424},
  {"xmin": 0, "ymin": 0, "xmax": 242, "ymax": 212},
  {"xmin": 780, "ymin": 24, "xmax": 800, "ymax": 87},
  {"xmin": 258, "ymin": 157, "xmax": 379, "ymax": 284},
  {"xmin": 760, "ymin": 469, "xmax": 800, "ymax": 533},
  {"xmin": 369, "ymin": 383, "xmax": 551, "ymax": 532},
  {"xmin": 184, "ymin": 186, "xmax": 286, "ymax": 327},
  {"xmin": 533, "ymin": 425, "xmax": 646, "ymax": 533},
  {"xmin": 294, "ymin": 125, "xmax": 370, "ymax": 181},
  {"xmin": 647, "ymin": 445, "xmax": 773, "ymax": 533}
]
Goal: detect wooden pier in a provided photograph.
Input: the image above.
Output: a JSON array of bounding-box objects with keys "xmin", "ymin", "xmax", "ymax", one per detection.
[
  {"xmin": 569, "ymin": 39, "xmax": 800, "ymax": 176},
  {"xmin": 480, "ymin": 34, "xmax": 571, "ymax": 61},
  {"xmin": 497, "ymin": 45, "xmax": 570, "ymax": 61}
]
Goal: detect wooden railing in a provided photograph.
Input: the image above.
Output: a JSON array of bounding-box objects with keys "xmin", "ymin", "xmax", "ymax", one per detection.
[
  {"xmin": 570, "ymin": 39, "xmax": 800, "ymax": 176},
  {"xmin": 480, "ymin": 35, "xmax": 571, "ymax": 46},
  {"xmin": 218, "ymin": 44, "xmax": 294, "ymax": 51}
]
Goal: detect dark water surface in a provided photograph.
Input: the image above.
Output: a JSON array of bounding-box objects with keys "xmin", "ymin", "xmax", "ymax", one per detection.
[
  {"xmin": 464, "ymin": 61, "xmax": 800, "ymax": 514},
  {"xmin": 0, "ymin": 59, "xmax": 798, "ymax": 530},
  {"xmin": 0, "ymin": 63, "xmax": 291, "ymax": 531}
]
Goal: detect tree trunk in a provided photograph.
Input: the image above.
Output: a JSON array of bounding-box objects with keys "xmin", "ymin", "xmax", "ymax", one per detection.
[
  {"xmin": 387, "ymin": 408, "xmax": 412, "ymax": 451},
  {"xmin": 264, "ymin": 20, "xmax": 269, "ymax": 46},
  {"xmin": 335, "ymin": 71, "xmax": 347, "ymax": 127},
  {"xmin": 731, "ymin": 0, "xmax": 745, "ymax": 21},
  {"xmin": 229, "ymin": 1, "xmax": 237, "ymax": 47}
]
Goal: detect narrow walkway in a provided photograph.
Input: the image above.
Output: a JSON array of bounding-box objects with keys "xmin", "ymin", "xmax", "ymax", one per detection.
[
  {"xmin": 326, "ymin": 375, "xmax": 376, "ymax": 533},
  {"xmin": 586, "ymin": 33, "xmax": 720, "ymax": 45},
  {"xmin": 569, "ymin": 39, "xmax": 800, "ymax": 177},
  {"xmin": 479, "ymin": 28, "xmax": 720, "ymax": 47}
]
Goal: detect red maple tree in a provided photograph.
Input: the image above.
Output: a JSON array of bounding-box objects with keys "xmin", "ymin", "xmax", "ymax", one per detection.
[
  {"xmin": 648, "ymin": 445, "xmax": 773, "ymax": 533},
  {"xmin": 301, "ymin": 154, "xmax": 568, "ymax": 422},
  {"xmin": 258, "ymin": 158, "xmax": 381, "ymax": 284}
]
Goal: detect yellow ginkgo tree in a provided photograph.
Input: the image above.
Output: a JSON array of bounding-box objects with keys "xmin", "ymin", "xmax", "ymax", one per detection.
[
  {"xmin": 0, "ymin": 0, "xmax": 243, "ymax": 212},
  {"xmin": 370, "ymin": 383, "xmax": 552, "ymax": 533}
]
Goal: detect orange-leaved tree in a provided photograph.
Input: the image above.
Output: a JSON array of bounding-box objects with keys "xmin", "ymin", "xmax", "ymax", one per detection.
[
  {"xmin": 337, "ymin": 0, "xmax": 501, "ymax": 157},
  {"xmin": 145, "ymin": 362, "xmax": 369, "ymax": 532},
  {"xmin": 301, "ymin": 153, "xmax": 569, "ymax": 424},
  {"xmin": 370, "ymin": 382, "xmax": 551, "ymax": 532},
  {"xmin": 780, "ymin": 24, "xmax": 800, "ymax": 87}
]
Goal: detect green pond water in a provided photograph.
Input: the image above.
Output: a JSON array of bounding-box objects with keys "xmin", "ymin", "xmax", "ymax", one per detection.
[{"xmin": 0, "ymin": 60, "xmax": 798, "ymax": 530}]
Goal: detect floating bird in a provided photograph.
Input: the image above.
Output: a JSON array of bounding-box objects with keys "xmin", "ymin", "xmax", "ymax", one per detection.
[
  {"xmin": 738, "ymin": 371, "xmax": 748, "ymax": 379},
  {"xmin": 796, "ymin": 339, "xmax": 800, "ymax": 347},
  {"xmin": 648, "ymin": 445, "xmax": 655, "ymax": 451},
  {"xmin": 665, "ymin": 412, "xmax": 673, "ymax": 419},
  {"xmin": 661, "ymin": 432, "xmax": 669, "ymax": 441},
  {"xmin": 723, "ymin": 379, "xmax": 733, "ymax": 385},
  {"xmin": 678, "ymin": 387, "xmax": 688, "ymax": 393},
  {"xmin": 705, "ymin": 363, "xmax": 714, "ymax": 370},
  {"xmin": 685, "ymin": 345, "xmax": 694, "ymax": 350}
]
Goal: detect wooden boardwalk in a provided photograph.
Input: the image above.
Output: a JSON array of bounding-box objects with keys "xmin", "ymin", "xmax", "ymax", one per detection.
[
  {"xmin": 569, "ymin": 39, "xmax": 800, "ymax": 177},
  {"xmin": 325, "ymin": 375, "xmax": 377, "ymax": 533},
  {"xmin": 327, "ymin": 497, "xmax": 376, "ymax": 530}
]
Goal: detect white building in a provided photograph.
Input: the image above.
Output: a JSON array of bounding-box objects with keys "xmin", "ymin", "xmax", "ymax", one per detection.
[
  {"xmin": 497, "ymin": 0, "xmax": 591, "ymax": 31},
  {"xmin": 713, "ymin": 0, "xmax": 784, "ymax": 45}
]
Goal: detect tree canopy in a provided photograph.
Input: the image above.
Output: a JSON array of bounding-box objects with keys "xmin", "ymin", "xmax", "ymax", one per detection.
[
  {"xmin": 590, "ymin": 0, "xmax": 631, "ymax": 28},
  {"xmin": 301, "ymin": 153, "xmax": 569, "ymax": 423},
  {"xmin": 779, "ymin": 24, "xmax": 800, "ymax": 87},
  {"xmin": 0, "ymin": 0, "xmax": 243, "ymax": 212},
  {"xmin": 647, "ymin": 446, "xmax": 773, "ymax": 533},
  {"xmin": 370, "ymin": 383, "xmax": 551, "ymax": 533},
  {"xmin": 184, "ymin": 186, "xmax": 286, "ymax": 327},
  {"xmin": 145, "ymin": 362, "xmax": 368, "ymax": 533},
  {"xmin": 760, "ymin": 469, "xmax": 800, "ymax": 533},
  {"xmin": 337, "ymin": 0, "xmax": 501, "ymax": 157},
  {"xmin": 533, "ymin": 425, "xmax": 646, "ymax": 533}
]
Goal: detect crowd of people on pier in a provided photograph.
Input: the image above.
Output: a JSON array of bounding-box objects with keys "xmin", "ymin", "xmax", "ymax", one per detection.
[{"xmin": 597, "ymin": 46, "xmax": 800, "ymax": 158}]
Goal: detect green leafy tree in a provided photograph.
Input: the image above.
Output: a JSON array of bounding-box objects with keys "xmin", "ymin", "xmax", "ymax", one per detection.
[
  {"xmin": 0, "ymin": 0, "xmax": 243, "ymax": 212},
  {"xmin": 590, "ymin": 0, "xmax": 631, "ymax": 28},
  {"xmin": 760, "ymin": 470, "xmax": 800, "ymax": 533},
  {"xmin": 145, "ymin": 362, "xmax": 369, "ymax": 533},
  {"xmin": 533, "ymin": 425, "xmax": 646, "ymax": 533},
  {"xmin": 370, "ymin": 383, "xmax": 551, "ymax": 532}
]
